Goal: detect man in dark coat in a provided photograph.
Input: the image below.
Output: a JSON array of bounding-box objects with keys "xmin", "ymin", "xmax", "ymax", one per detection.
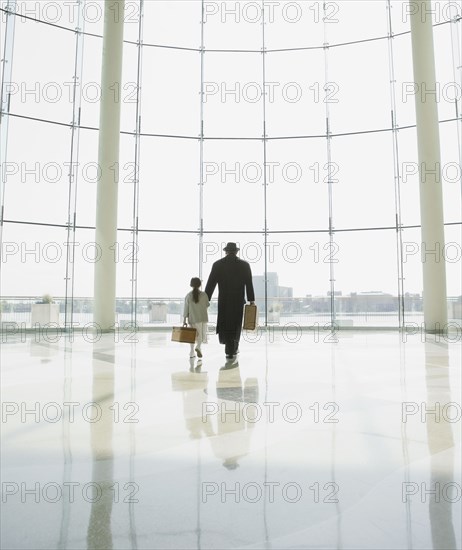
[{"xmin": 205, "ymin": 242, "xmax": 255, "ymax": 359}]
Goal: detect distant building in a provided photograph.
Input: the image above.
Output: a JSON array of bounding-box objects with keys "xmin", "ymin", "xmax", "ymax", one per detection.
[
  {"xmin": 252, "ymin": 272, "xmax": 293, "ymax": 311},
  {"xmin": 305, "ymin": 291, "xmax": 424, "ymax": 313}
]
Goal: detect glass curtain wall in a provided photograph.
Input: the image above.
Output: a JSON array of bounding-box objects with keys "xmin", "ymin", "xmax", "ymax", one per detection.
[{"xmin": 0, "ymin": 0, "xmax": 461, "ymax": 329}]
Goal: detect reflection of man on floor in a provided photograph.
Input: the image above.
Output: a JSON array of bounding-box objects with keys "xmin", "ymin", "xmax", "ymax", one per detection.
[
  {"xmin": 209, "ymin": 364, "xmax": 259, "ymax": 470},
  {"xmin": 172, "ymin": 365, "xmax": 259, "ymax": 469}
]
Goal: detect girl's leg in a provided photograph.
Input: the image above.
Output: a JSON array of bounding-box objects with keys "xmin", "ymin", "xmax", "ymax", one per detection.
[
  {"xmin": 189, "ymin": 342, "xmax": 195, "ymax": 357},
  {"xmin": 195, "ymin": 324, "xmax": 203, "ymax": 357}
]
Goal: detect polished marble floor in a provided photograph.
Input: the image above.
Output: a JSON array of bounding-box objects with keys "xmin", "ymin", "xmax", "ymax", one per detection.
[{"xmin": 1, "ymin": 329, "xmax": 461, "ymax": 549}]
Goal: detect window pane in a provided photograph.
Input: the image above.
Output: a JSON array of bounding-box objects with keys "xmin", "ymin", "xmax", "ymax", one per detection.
[
  {"xmin": 327, "ymin": 1, "xmax": 388, "ymax": 44},
  {"xmin": 434, "ymin": 22, "xmax": 461, "ymax": 121},
  {"xmin": 264, "ymin": 233, "xmax": 332, "ymax": 300},
  {"xmin": 9, "ymin": 18, "xmax": 76, "ymax": 122},
  {"xmin": 116, "ymin": 229, "xmax": 137, "ymax": 298},
  {"xmin": 444, "ymin": 224, "xmax": 462, "ymax": 301},
  {"xmin": 4, "ymin": 117, "xmax": 71, "ymax": 225},
  {"xmin": 396, "ymin": 127, "xmax": 420, "ymax": 227},
  {"xmin": 72, "ymin": 228, "xmax": 96, "ymax": 299},
  {"xmin": 392, "ymin": 34, "xmax": 417, "ymax": 128},
  {"xmin": 430, "ymin": 0, "xmax": 461, "ymax": 25},
  {"xmin": 75, "ymin": 128, "xmax": 99, "ymax": 228},
  {"xmin": 441, "ymin": 121, "xmax": 461, "ymax": 224},
  {"xmin": 81, "ymin": 0, "xmax": 104, "ymax": 37},
  {"xmin": 266, "ymin": 138, "xmax": 329, "ymax": 231},
  {"xmin": 0, "ymin": 9, "xmax": 6, "ymax": 62},
  {"xmin": 389, "ymin": 0, "xmax": 411, "ymax": 35},
  {"xmin": 136, "ymin": 233, "xmax": 199, "ymax": 298},
  {"xmin": 333, "ymin": 230, "xmax": 400, "ymax": 326},
  {"xmin": 334, "ymin": 230, "xmax": 399, "ymax": 294},
  {"xmin": 117, "ymin": 133, "xmax": 137, "ymax": 230},
  {"xmin": 1, "ymin": 223, "xmax": 67, "ymax": 298},
  {"xmin": 12, "ymin": 0, "xmax": 80, "ymax": 30},
  {"xmin": 328, "ymin": 39, "xmax": 391, "ymax": 134},
  {"xmin": 202, "ymin": 3, "xmax": 262, "ymax": 50},
  {"xmin": 80, "ymin": 34, "xmax": 103, "ymax": 129},
  {"xmin": 331, "ymin": 133, "xmax": 396, "ymax": 229},
  {"xmin": 142, "ymin": 47, "xmax": 201, "ymax": 136},
  {"xmin": 265, "ymin": 1, "xmax": 325, "ymax": 50},
  {"xmin": 401, "ymin": 227, "xmax": 424, "ymax": 323},
  {"xmin": 143, "ymin": 0, "xmax": 201, "ymax": 50},
  {"xmin": 120, "ymin": 42, "xmax": 140, "ymax": 134},
  {"xmin": 123, "ymin": 0, "xmax": 142, "ymax": 44},
  {"xmin": 202, "ymin": 139, "xmax": 264, "ymax": 231},
  {"xmin": 138, "ymin": 137, "xmax": 200, "ymax": 231},
  {"xmin": 265, "ymin": 50, "xmax": 326, "ymax": 137},
  {"xmin": 203, "ymin": 52, "xmax": 262, "ymax": 138}
]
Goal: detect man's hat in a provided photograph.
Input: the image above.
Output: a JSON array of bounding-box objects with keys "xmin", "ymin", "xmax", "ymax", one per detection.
[{"xmin": 223, "ymin": 242, "xmax": 239, "ymax": 252}]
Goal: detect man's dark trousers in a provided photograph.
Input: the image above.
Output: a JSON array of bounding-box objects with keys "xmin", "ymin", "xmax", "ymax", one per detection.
[{"xmin": 221, "ymin": 324, "xmax": 242, "ymax": 356}]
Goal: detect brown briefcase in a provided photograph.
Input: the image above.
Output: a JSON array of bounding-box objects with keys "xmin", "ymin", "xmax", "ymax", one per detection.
[
  {"xmin": 171, "ymin": 326, "xmax": 197, "ymax": 344},
  {"xmin": 243, "ymin": 304, "xmax": 257, "ymax": 330}
]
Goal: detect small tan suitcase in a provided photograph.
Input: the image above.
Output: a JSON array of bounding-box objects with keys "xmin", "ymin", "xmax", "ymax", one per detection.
[
  {"xmin": 171, "ymin": 326, "xmax": 197, "ymax": 344},
  {"xmin": 243, "ymin": 304, "xmax": 258, "ymax": 330}
]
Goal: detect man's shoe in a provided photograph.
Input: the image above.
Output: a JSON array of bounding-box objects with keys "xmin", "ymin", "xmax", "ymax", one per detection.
[
  {"xmin": 221, "ymin": 361, "xmax": 239, "ymax": 370},
  {"xmin": 195, "ymin": 347, "xmax": 203, "ymax": 358}
]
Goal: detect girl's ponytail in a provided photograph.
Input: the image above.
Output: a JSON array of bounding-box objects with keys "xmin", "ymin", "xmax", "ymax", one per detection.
[{"xmin": 190, "ymin": 277, "xmax": 201, "ymax": 303}]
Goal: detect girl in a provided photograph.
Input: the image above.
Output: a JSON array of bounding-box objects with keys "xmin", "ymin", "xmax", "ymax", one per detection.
[{"xmin": 183, "ymin": 277, "xmax": 210, "ymax": 358}]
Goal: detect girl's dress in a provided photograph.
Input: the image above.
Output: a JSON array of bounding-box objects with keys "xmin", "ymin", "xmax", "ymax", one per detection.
[{"xmin": 183, "ymin": 290, "xmax": 209, "ymax": 356}]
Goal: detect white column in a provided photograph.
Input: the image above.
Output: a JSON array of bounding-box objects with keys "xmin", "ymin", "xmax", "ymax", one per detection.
[
  {"xmin": 409, "ymin": 0, "xmax": 447, "ymax": 333},
  {"xmin": 93, "ymin": 0, "xmax": 125, "ymax": 331}
]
